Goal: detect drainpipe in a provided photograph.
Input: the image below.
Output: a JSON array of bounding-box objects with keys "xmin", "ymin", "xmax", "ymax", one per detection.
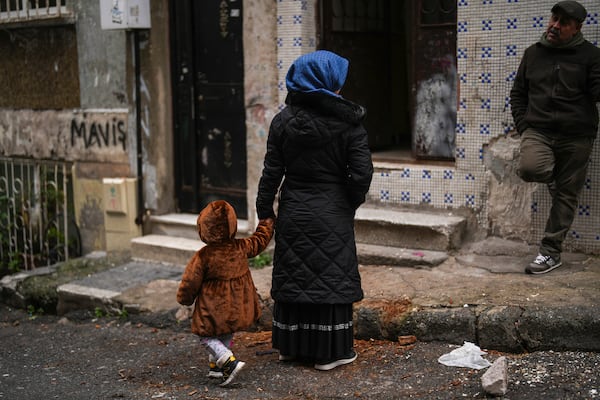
[{"xmin": 133, "ymin": 29, "xmax": 145, "ymax": 226}]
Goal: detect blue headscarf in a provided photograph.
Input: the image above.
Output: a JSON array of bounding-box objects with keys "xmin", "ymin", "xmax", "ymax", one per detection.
[{"xmin": 285, "ymin": 50, "xmax": 349, "ymax": 98}]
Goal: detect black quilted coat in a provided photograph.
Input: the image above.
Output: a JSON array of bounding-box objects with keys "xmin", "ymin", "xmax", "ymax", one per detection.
[{"xmin": 256, "ymin": 91, "xmax": 373, "ymax": 304}]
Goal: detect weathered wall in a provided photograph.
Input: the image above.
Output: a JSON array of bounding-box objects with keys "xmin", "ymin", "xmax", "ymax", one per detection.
[
  {"xmin": 244, "ymin": 0, "xmax": 278, "ymax": 229},
  {"xmin": 137, "ymin": 0, "xmax": 174, "ymax": 217},
  {"xmin": 0, "ymin": 110, "xmax": 129, "ymax": 163},
  {"xmin": 0, "ymin": 26, "xmax": 80, "ymax": 109},
  {"xmin": 75, "ymin": 1, "xmax": 128, "ymax": 109},
  {"xmin": 0, "ymin": 108, "xmax": 132, "ymax": 255},
  {"xmin": 484, "ymin": 135, "xmax": 535, "ymax": 239}
]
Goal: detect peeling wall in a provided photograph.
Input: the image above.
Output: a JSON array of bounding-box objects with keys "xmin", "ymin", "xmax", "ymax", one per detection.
[
  {"xmin": 244, "ymin": 0, "xmax": 278, "ymax": 229},
  {"xmin": 0, "ymin": 109, "xmax": 130, "ymax": 163}
]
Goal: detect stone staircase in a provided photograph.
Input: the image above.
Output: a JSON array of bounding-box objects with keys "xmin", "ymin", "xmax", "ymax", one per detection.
[{"xmin": 131, "ymin": 206, "xmax": 468, "ymax": 268}]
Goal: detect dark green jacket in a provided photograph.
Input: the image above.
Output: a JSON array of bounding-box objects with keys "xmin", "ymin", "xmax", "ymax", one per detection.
[{"xmin": 510, "ymin": 40, "xmax": 600, "ymax": 137}]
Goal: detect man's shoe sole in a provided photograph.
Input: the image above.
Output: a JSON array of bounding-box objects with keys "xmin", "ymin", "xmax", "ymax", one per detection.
[
  {"xmin": 314, "ymin": 352, "xmax": 357, "ymax": 371},
  {"xmin": 525, "ymin": 261, "xmax": 562, "ymax": 275}
]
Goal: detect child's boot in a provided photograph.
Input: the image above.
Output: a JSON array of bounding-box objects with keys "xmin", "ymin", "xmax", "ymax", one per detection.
[
  {"xmin": 207, "ymin": 354, "xmax": 223, "ymax": 379},
  {"xmin": 216, "ymin": 353, "xmax": 245, "ymax": 387}
]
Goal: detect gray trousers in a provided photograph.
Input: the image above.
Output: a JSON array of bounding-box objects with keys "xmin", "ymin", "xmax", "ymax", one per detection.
[{"xmin": 517, "ymin": 129, "xmax": 594, "ymax": 257}]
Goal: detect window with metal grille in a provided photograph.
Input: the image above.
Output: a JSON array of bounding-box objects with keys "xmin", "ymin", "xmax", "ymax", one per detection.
[
  {"xmin": 330, "ymin": 0, "xmax": 387, "ymax": 32},
  {"xmin": 0, "ymin": 0, "xmax": 69, "ymax": 22}
]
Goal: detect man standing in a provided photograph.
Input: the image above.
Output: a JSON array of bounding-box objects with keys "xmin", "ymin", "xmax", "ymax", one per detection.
[{"xmin": 510, "ymin": 1, "xmax": 600, "ymax": 274}]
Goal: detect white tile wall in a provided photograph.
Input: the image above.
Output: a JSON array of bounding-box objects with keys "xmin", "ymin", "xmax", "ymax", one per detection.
[{"xmin": 276, "ymin": 0, "xmax": 600, "ymax": 253}]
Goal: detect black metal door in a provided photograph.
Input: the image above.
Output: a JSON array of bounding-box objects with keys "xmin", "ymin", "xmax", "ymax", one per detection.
[{"xmin": 170, "ymin": 0, "xmax": 247, "ymax": 218}]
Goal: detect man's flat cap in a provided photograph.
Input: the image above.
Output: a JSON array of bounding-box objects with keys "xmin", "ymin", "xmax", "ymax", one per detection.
[{"xmin": 552, "ymin": 1, "xmax": 587, "ymax": 22}]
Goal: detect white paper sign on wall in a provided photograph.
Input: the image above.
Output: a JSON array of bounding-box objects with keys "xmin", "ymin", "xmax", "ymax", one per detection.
[{"xmin": 99, "ymin": 0, "xmax": 151, "ymax": 30}]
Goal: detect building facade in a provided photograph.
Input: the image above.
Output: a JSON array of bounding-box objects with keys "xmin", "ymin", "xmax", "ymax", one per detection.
[{"xmin": 1, "ymin": 0, "xmax": 599, "ymax": 268}]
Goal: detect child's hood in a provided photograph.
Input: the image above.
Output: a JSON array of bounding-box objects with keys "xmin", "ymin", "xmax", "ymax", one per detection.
[{"xmin": 197, "ymin": 200, "xmax": 238, "ymax": 244}]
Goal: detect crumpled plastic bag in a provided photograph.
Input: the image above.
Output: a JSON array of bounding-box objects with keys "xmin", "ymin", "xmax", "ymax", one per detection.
[{"xmin": 438, "ymin": 341, "xmax": 492, "ymax": 370}]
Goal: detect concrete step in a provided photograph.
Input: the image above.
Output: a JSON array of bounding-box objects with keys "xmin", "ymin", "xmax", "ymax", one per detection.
[
  {"xmin": 354, "ymin": 207, "xmax": 467, "ymax": 251},
  {"xmin": 151, "ymin": 207, "xmax": 467, "ymax": 252},
  {"xmin": 133, "ymin": 207, "xmax": 462, "ymax": 267},
  {"xmin": 150, "ymin": 213, "xmax": 249, "ymax": 240},
  {"xmin": 131, "ymin": 234, "xmax": 448, "ymax": 268},
  {"xmin": 131, "ymin": 234, "xmax": 202, "ymax": 266}
]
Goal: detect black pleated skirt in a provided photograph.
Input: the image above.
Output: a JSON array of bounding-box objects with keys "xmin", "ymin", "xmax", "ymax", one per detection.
[{"xmin": 272, "ymin": 302, "xmax": 354, "ymax": 362}]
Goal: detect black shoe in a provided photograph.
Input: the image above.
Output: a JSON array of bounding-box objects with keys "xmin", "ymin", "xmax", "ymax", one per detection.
[
  {"xmin": 219, "ymin": 355, "xmax": 245, "ymax": 387},
  {"xmin": 314, "ymin": 350, "xmax": 357, "ymax": 371},
  {"xmin": 525, "ymin": 254, "xmax": 562, "ymax": 274}
]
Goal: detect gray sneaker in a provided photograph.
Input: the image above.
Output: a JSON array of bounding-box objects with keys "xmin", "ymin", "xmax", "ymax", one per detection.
[{"xmin": 525, "ymin": 254, "xmax": 562, "ymax": 274}]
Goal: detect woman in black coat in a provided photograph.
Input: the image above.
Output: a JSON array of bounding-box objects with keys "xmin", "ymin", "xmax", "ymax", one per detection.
[{"xmin": 256, "ymin": 50, "xmax": 373, "ymax": 370}]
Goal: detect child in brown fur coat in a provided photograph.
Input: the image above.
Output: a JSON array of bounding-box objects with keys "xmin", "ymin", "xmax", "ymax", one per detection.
[{"xmin": 177, "ymin": 200, "xmax": 274, "ymax": 386}]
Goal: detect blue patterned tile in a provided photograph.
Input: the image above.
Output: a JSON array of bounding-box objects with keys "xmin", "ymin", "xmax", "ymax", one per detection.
[
  {"xmin": 422, "ymin": 170, "xmax": 432, "ymax": 179},
  {"xmin": 401, "ymin": 168, "xmax": 410, "ymax": 178},
  {"xmin": 401, "ymin": 191, "xmax": 410, "ymax": 202},
  {"xmin": 578, "ymin": 205, "xmax": 590, "ymax": 216},
  {"xmin": 443, "ymin": 170, "xmax": 454, "ymax": 179},
  {"xmin": 481, "ymin": 99, "xmax": 491, "ymax": 109},
  {"xmin": 532, "ymin": 16, "xmax": 544, "ymax": 28},
  {"xmin": 466, "ymin": 194, "xmax": 476, "ymax": 206},
  {"xmin": 482, "ymin": 19, "xmax": 492, "ymax": 30},
  {"xmin": 506, "ymin": 44, "xmax": 517, "ymax": 56},
  {"xmin": 458, "ymin": 48, "xmax": 468, "ymax": 59},
  {"xmin": 380, "ymin": 189, "xmax": 390, "ymax": 201},
  {"xmin": 444, "ymin": 193, "xmax": 454, "ymax": 204},
  {"xmin": 480, "ymin": 124, "xmax": 491, "ymax": 134},
  {"xmin": 481, "ymin": 47, "xmax": 492, "ymax": 58},
  {"xmin": 422, "ymin": 192, "xmax": 432, "ymax": 203},
  {"xmin": 506, "ymin": 18, "xmax": 517, "ymax": 29}
]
